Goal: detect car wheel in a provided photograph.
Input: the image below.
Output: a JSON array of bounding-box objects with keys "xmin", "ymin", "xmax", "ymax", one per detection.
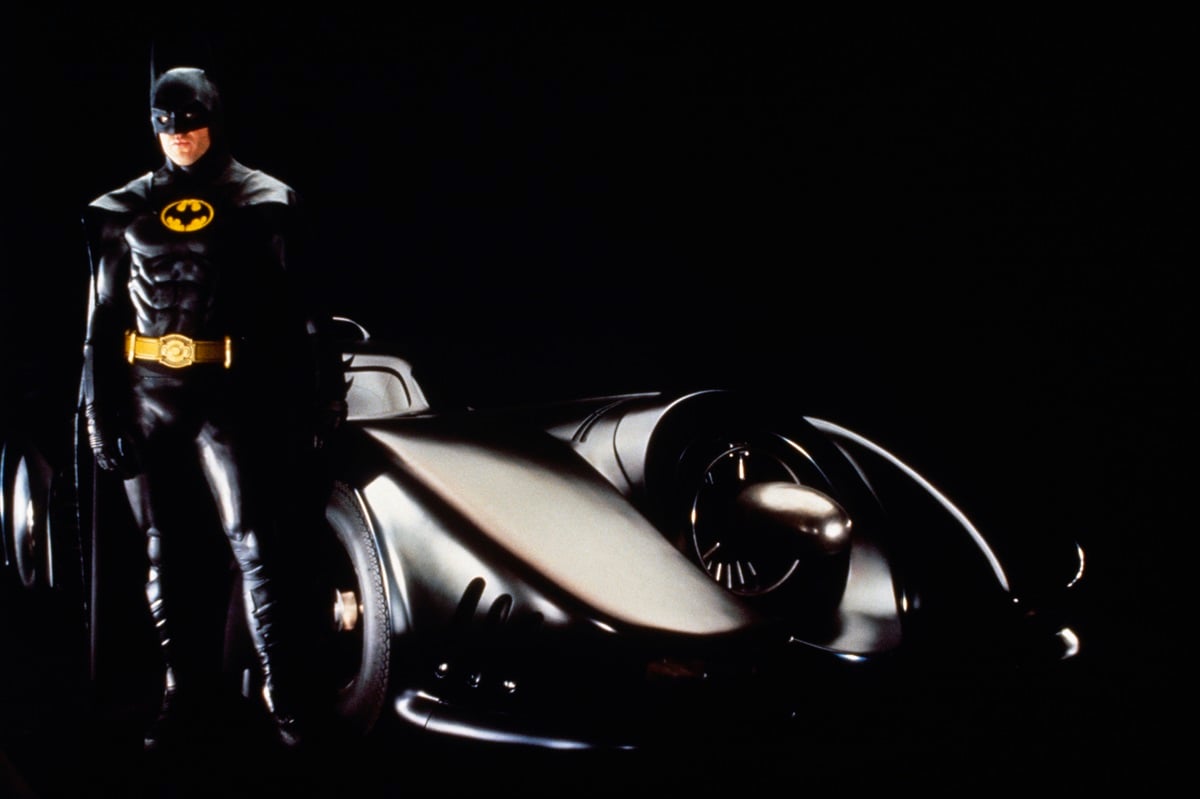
[
  {"xmin": 640, "ymin": 392, "xmax": 864, "ymax": 628},
  {"xmin": 2, "ymin": 439, "xmax": 53, "ymax": 590},
  {"xmin": 681, "ymin": 435, "xmax": 852, "ymax": 617},
  {"xmin": 322, "ymin": 480, "xmax": 391, "ymax": 735}
]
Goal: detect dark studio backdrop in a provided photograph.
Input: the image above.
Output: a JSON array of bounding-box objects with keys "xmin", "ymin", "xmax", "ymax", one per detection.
[{"xmin": 0, "ymin": 8, "xmax": 1186, "ymax": 793}]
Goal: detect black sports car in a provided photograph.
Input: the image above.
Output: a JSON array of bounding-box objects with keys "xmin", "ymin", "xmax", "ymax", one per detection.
[{"xmin": 1, "ymin": 319, "xmax": 1085, "ymax": 753}]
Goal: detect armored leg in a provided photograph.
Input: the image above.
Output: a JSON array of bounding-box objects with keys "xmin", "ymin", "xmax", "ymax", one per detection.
[
  {"xmin": 124, "ymin": 474, "xmax": 187, "ymax": 750},
  {"xmin": 198, "ymin": 421, "xmax": 301, "ymax": 746}
]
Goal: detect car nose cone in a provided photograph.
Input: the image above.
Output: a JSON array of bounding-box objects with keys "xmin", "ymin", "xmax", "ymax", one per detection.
[{"xmin": 735, "ymin": 481, "xmax": 852, "ymax": 557}]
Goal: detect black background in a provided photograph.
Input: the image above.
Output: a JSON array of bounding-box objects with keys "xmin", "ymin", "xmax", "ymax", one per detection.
[{"xmin": 0, "ymin": 8, "xmax": 1187, "ymax": 796}]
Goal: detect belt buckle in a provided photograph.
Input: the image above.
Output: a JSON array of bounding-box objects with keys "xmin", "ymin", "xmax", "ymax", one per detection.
[{"xmin": 157, "ymin": 333, "xmax": 196, "ymax": 368}]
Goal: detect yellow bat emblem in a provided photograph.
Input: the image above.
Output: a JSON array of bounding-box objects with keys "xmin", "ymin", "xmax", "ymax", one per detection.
[{"xmin": 160, "ymin": 199, "xmax": 215, "ymax": 232}]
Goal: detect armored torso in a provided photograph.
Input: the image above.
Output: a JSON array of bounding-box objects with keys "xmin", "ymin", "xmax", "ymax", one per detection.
[
  {"xmin": 87, "ymin": 155, "xmax": 299, "ymax": 349},
  {"xmin": 125, "ymin": 194, "xmax": 223, "ymax": 338}
]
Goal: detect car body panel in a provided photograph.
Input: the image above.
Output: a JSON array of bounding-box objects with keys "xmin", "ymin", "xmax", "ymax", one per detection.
[
  {"xmin": 358, "ymin": 417, "xmax": 756, "ymax": 636},
  {"xmin": 1, "ymin": 338, "xmax": 1085, "ymax": 752}
]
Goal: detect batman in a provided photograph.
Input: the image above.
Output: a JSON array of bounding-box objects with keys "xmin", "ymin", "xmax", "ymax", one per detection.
[{"xmin": 81, "ymin": 64, "xmax": 344, "ymax": 751}]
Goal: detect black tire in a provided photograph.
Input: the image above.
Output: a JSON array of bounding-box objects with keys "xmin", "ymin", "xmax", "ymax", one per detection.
[
  {"xmin": 2, "ymin": 439, "xmax": 53, "ymax": 590},
  {"xmin": 323, "ymin": 480, "xmax": 391, "ymax": 735},
  {"xmin": 1, "ymin": 437, "xmax": 18, "ymax": 574}
]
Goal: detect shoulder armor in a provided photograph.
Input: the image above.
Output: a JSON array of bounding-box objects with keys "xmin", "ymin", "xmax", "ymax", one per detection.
[
  {"xmin": 88, "ymin": 172, "xmax": 154, "ymax": 213},
  {"xmin": 225, "ymin": 160, "xmax": 298, "ymax": 207}
]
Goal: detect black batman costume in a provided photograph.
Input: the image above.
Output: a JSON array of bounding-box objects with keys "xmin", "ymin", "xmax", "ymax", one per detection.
[{"xmin": 81, "ymin": 66, "xmax": 342, "ymax": 749}]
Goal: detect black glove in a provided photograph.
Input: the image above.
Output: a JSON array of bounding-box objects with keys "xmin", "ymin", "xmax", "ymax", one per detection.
[
  {"xmin": 312, "ymin": 398, "xmax": 348, "ymax": 451},
  {"xmin": 84, "ymin": 402, "xmax": 136, "ymax": 475}
]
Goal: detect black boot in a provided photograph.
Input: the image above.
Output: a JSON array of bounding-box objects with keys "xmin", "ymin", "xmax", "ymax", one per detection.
[
  {"xmin": 233, "ymin": 530, "xmax": 304, "ymax": 748},
  {"xmin": 143, "ymin": 531, "xmax": 190, "ymax": 752},
  {"xmin": 143, "ymin": 667, "xmax": 181, "ymax": 752},
  {"xmin": 254, "ymin": 640, "xmax": 302, "ymax": 748}
]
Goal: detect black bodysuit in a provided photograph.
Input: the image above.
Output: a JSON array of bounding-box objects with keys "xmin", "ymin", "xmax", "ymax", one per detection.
[{"xmin": 82, "ymin": 149, "xmax": 317, "ymax": 742}]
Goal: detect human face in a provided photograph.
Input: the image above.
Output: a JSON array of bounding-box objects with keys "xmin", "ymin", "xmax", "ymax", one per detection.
[{"xmin": 159, "ymin": 127, "xmax": 211, "ymax": 167}]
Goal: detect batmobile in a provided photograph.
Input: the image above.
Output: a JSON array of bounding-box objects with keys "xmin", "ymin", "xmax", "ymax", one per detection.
[{"xmin": 1, "ymin": 320, "xmax": 1086, "ymax": 751}]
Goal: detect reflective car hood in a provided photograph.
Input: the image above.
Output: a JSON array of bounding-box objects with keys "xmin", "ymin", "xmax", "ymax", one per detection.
[{"xmin": 362, "ymin": 418, "xmax": 757, "ymax": 635}]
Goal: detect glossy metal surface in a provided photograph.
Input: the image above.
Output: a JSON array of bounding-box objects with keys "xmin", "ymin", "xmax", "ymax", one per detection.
[
  {"xmin": 734, "ymin": 482, "xmax": 851, "ymax": 557},
  {"xmin": 342, "ymin": 353, "xmax": 430, "ymax": 420},
  {"xmin": 358, "ymin": 419, "xmax": 756, "ymax": 635},
  {"xmin": 0, "ymin": 343, "xmax": 1083, "ymax": 753},
  {"xmin": 394, "ymin": 689, "xmax": 633, "ymax": 751},
  {"xmin": 2, "ymin": 445, "xmax": 53, "ymax": 590},
  {"xmin": 690, "ymin": 449, "xmax": 809, "ymax": 596},
  {"xmin": 333, "ymin": 589, "xmax": 360, "ymax": 632},
  {"xmin": 806, "ymin": 416, "xmax": 1011, "ymax": 593}
]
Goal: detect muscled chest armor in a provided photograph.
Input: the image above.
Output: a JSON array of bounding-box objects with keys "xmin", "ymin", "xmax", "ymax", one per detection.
[
  {"xmin": 126, "ymin": 202, "xmax": 222, "ymax": 337},
  {"xmin": 121, "ymin": 189, "xmax": 276, "ymax": 341},
  {"xmin": 87, "ymin": 158, "xmax": 299, "ymax": 373}
]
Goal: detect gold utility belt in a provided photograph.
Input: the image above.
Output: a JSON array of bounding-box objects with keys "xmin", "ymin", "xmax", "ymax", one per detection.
[{"xmin": 125, "ymin": 331, "xmax": 232, "ymax": 369}]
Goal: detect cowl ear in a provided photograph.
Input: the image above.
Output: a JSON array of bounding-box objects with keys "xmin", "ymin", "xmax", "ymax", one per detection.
[
  {"xmin": 148, "ymin": 32, "xmax": 220, "ymax": 103},
  {"xmin": 149, "ymin": 41, "xmax": 160, "ymax": 105}
]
